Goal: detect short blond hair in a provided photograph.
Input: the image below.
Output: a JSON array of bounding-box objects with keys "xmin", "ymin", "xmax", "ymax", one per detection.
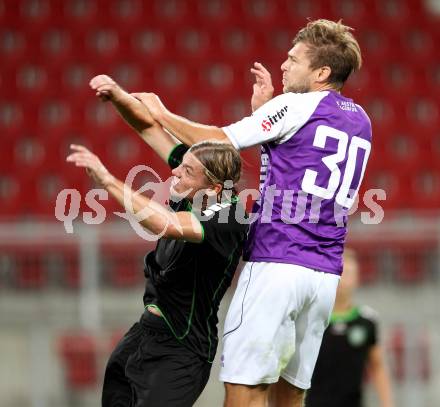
[
  {"xmin": 293, "ymin": 19, "xmax": 362, "ymax": 89},
  {"xmin": 189, "ymin": 141, "xmax": 241, "ymax": 197}
]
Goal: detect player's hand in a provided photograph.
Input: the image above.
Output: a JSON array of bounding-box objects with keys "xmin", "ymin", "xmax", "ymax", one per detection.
[
  {"xmin": 89, "ymin": 74, "xmax": 124, "ymax": 102},
  {"xmin": 66, "ymin": 144, "xmax": 114, "ymax": 188},
  {"xmin": 250, "ymin": 62, "xmax": 274, "ymax": 112},
  {"xmin": 131, "ymin": 92, "xmax": 166, "ymax": 122}
]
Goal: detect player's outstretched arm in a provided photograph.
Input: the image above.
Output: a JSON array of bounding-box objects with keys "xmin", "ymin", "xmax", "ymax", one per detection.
[
  {"xmin": 66, "ymin": 145, "xmax": 203, "ymax": 242},
  {"xmin": 367, "ymin": 344, "xmax": 395, "ymax": 407},
  {"xmin": 90, "ymin": 74, "xmax": 154, "ymax": 132},
  {"xmin": 250, "ymin": 62, "xmax": 274, "ymax": 112},
  {"xmin": 132, "ymin": 93, "xmax": 233, "ymax": 147},
  {"xmin": 89, "ymin": 75, "xmax": 178, "ymax": 163}
]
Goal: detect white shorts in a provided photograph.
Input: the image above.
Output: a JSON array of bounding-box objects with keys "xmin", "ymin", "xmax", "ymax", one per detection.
[{"xmin": 219, "ymin": 261, "xmax": 339, "ymax": 389}]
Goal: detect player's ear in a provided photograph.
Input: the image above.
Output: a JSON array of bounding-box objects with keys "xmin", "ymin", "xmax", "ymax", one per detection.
[
  {"xmin": 316, "ymin": 66, "xmax": 332, "ymax": 84},
  {"xmin": 212, "ymin": 183, "xmax": 222, "ymax": 196},
  {"xmin": 206, "ymin": 183, "xmax": 222, "ymax": 201}
]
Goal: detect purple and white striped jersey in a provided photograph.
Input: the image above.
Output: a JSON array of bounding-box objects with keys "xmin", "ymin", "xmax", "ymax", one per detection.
[{"xmin": 223, "ymin": 90, "xmax": 372, "ymax": 275}]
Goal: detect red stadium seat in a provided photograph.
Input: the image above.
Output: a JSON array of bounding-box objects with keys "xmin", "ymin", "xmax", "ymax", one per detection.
[
  {"xmin": 397, "ymin": 26, "xmax": 436, "ymax": 65},
  {"xmin": 395, "ymin": 247, "xmax": 428, "ymax": 283},
  {"xmin": 372, "ymin": 0, "xmax": 425, "ymax": 31},
  {"xmin": 58, "ymin": 60, "xmax": 95, "ymax": 99},
  {"xmin": 408, "ymin": 166, "xmax": 440, "ymax": 210},
  {"xmin": 259, "ymin": 26, "xmax": 293, "ymax": 61},
  {"xmin": 355, "ymin": 245, "xmax": 380, "ymax": 284},
  {"xmin": 329, "ymin": 0, "xmax": 376, "ymax": 30},
  {"xmin": 44, "ymin": 247, "xmax": 80, "ymax": 289},
  {"xmin": 196, "ymin": 0, "xmax": 242, "ymax": 29},
  {"xmin": 105, "ymin": 0, "xmax": 145, "ymax": 27},
  {"xmin": 389, "ymin": 324, "xmax": 406, "ymax": 381},
  {"xmin": 344, "ymin": 65, "xmax": 381, "ymax": 100},
  {"xmin": 101, "ymin": 131, "xmax": 144, "ymax": 175},
  {"xmin": 382, "ymin": 129, "xmax": 424, "ymax": 171},
  {"xmin": 151, "ymin": 0, "xmax": 194, "ymax": 24},
  {"xmin": 13, "ymin": 246, "xmax": 48, "ymax": 289},
  {"xmin": 150, "ymin": 61, "xmax": 190, "ymax": 99},
  {"xmin": 240, "ymin": 0, "xmax": 284, "ymax": 28},
  {"xmin": 0, "ymin": 99, "xmax": 24, "ymax": 136},
  {"xmin": 362, "ymin": 96, "xmax": 397, "ymax": 137},
  {"xmin": 173, "ymin": 28, "xmax": 214, "ymax": 63},
  {"xmin": 0, "ymin": 171, "xmax": 23, "ymax": 218},
  {"xmin": 62, "ymin": 0, "xmax": 105, "ymax": 30},
  {"xmin": 83, "ymin": 99, "xmax": 121, "ymax": 130},
  {"xmin": 221, "ymin": 97, "xmax": 251, "ymax": 124},
  {"xmin": 33, "ymin": 95, "xmax": 69, "ymax": 124},
  {"xmin": 0, "ymin": 1, "xmax": 17, "ymax": 26},
  {"xmin": 109, "ymin": 62, "xmax": 143, "ymax": 90},
  {"xmin": 406, "ymin": 96, "xmax": 439, "ymax": 133},
  {"xmin": 357, "ymin": 28, "xmax": 400, "ymax": 62},
  {"xmin": 175, "ymin": 93, "xmax": 215, "ymax": 124},
  {"xmin": 200, "ymin": 62, "xmax": 236, "ymax": 95},
  {"xmin": 100, "ymin": 243, "xmax": 145, "ymax": 288},
  {"xmin": 84, "ymin": 27, "xmax": 121, "ymax": 64},
  {"xmin": 130, "ymin": 26, "xmax": 170, "ymax": 67},
  {"xmin": 363, "ymin": 160, "xmax": 409, "ymax": 210},
  {"xmin": 58, "ymin": 332, "xmax": 99, "ymax": 389},
  {"xmin": 39, "ymin": 27, "xmax": 77, "ymax": 67},
  {"xmin": 14, "ymin": 63, "xmax": 50, "ymax": 99},
  {"xmin": 19, "ymin": 0, "xmax": 53, "ymax": 25},
  {"xmin": 283, "ymin": 0, "xmax": 332, "ymax": 25},
  {"xmin": 218, "ymin": 28, "xmax": 260, "ymax": 65},
  {"xmin": 379, "ymin": 62, "xmax": 419, "ymax": 99}
]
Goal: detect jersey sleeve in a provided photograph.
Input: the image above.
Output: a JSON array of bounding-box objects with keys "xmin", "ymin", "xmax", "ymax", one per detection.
[
  {"xmin": 167, "ymin": 143, "xmax": 189, "ymax": 169},
  {"xmin": 222, "ymin": 91, "xmax": 328, "ymax": 150},
  {"xmin": 193, "ymin": 203, "xmax": 248, "ymax": 259}
]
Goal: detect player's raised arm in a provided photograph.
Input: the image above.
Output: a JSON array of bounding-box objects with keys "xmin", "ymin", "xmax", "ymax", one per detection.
[
  {"xmin": 133, "ymin": 90, "xmax": 324, "ymax": 152},
  {"xmin": 132, "ymin": 92, "xmax": 232, "ymax": 147},
  {"xmin": 66, "ymin": 144, "xmax": 203, "ymax": 242},
  {"xmin": 250, "ymin": 62, "xmax": 274, "ymax": 112},
  {"xmin": 89, "ymin": 75, "xmax": 178, "ymax": 163}
]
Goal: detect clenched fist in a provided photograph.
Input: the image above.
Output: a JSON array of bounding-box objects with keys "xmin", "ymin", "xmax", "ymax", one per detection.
[{"xmin": 89, "ymin": 74, "xmax": 124, "ymax": 102}]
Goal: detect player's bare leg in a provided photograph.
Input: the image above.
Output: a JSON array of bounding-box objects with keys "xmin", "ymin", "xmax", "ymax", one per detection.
[
  {"xmin": 224, "ymin": 383, "xmax": 270, "ymax": 407},
  {"xmin": 268, "ymin": 378, "xmax": 305, "ymax": 407}
]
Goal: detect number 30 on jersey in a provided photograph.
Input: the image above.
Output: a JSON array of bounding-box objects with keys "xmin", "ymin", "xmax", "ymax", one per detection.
[{"xmin": 301, "ymin": 125, "xmax": 371, "ymax": 209}]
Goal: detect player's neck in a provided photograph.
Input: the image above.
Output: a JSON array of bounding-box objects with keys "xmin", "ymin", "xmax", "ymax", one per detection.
[{"xmin": 311, "ymin": 83, "xmax": 340, "ymax": 93}]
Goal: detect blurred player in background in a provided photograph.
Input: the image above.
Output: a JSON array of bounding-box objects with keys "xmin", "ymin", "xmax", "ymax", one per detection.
[
  {"xmin": 305, "ymin": 248, "xmax": 394, "ymax": 407},
  {"xmin": 96, "ymin": 19, "xmax": 372, "ymax": 407},
  {"xmin": 67, "ymin": 82, "xmax": 248, "ymax": 406}
]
